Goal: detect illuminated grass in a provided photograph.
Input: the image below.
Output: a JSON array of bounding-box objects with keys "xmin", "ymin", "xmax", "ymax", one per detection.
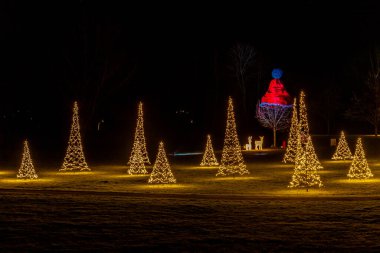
[
  {"xmin": 212, "ymin": 176, "xmax": 263, "ymax": 181},
  {"xmin": 0, "ymin": 178, "xmax": 54, "ymax": 184},
  {"xmin": 108, "ymin": 174, "xmax": 150, "ymax": 179},
  {"xmin": 0, "ymin": 171, "xmax": 14, "ymax": 176},
  {"xmin": 135, "ymin": 184, "xmax": 193, "ymax": 190},
  {"xmin": 333, "ymin": 178, "xmax": 380, "ymax": 184}
]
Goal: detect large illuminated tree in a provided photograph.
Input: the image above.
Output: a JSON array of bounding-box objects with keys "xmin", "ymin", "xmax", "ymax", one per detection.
[
  {"xmin": 128, "ymin": 102, "xmax": 150, "ymax": 165},
  {"xmin": 216, "ymin": 97, "xmax": 248, "ymax": 176},
  {"xmin": 297, "ymin": 90, "xmax": 322, "ymax": 169},
  {"xmin": 148, "ymin": 142, "xmax": 176, "ymax": 184},
  {"xmin": 200, "ymin": 134, "xmax": 219, "ymax": 166},
  {"xmin": 332, "ymin": 131, "xmax": 353, "ymax": 160},
  {"xmin": 256, "ymin": 69, "xmax": 292, "ymax": 147},
  {"xmin": 60, "ymin": 101, "xmax": 90, "ymax": 171},
  {"xmin": 283, "ymin": 98, "xmax": 298, "ymax": 163},
  {"xmin": 17, "ymin": 140, "xmax": 38, "ymax": 179},
  {"xmin": 347, "ymin": 138, "xmax": 373, "ymax": 179},
  {"xmin": 288, "ymin": 133, "xmax": 323, "ymax": 190}
]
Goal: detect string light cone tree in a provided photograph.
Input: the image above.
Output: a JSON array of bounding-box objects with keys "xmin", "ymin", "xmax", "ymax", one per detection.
[
  {"xmin": 127, "ymin": 143, "xmax": 148, "ymax": 175},
  {"xmin": 60, "ymin": 101, "xmax": 90, "ymax": 171},
  {"xmin": 128, "ymin": 102, "xmax": 150, "ymax": 165},
  {"xmin": 288, "ymin": 134, "xmax": 323, "ymax": 191},
  {"xmin": 297, "ymin": 90, "xmax": 323, "ymax": 169},
  {"xmin": 216, "ymin": 97, "xmax": 249, "ymax": 176},
  {"xmin": 148, "ymin": 142, "xmax": 176, "ymax": 184},
  {"xmin": 298, "ymin": 90, "xmax": 310, "ymax": 138},
  {"xmin": 332, "ymin": 131, "xmax": 353, "ymax": 160},
  {"xmin": 17, "ymin": 140, "xmax": 38, "ymax": 179},
  {"xmin": 200, "ymin": 135, "xmax": 219, "ymax": 166},
  {"xmin": 347, "ymin": 138, "xmax": 373, "ymax": 179},
  {"xmin": 283, "ymin": 98, "xmax": 298, "ymax": 163}
]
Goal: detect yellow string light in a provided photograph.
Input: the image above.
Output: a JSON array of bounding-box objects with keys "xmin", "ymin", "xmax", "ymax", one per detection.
[
  {"xmin": 200, "ymin": 134, "xmax": 219, "ymax": 166},
  {"xmin": 283, "ymin": 98, "xmax": 298, "ymax": 163},
  {"xmin": 297, "ymin": 91, "xmax": 323, "ymax": 169},
  {"xmin": 127, "ymin": 139, "xmax": 148, "ymax": 174},
  {"xmin": 128, "ymin": 102, "xmax": 150, "ymax": 165},
  {"xmin": 17, "ymin": 140, "xmax": 38, "ymax": 179},
  {"xmin": 288, "ymin": 134, "xmax": 323, "ymax": 189},
  {"xmin": 148, "ymin": 141, "xmax": 176, "ymax": 184},
  {"xmin": 298, "ymin": 90, "xmax": 309, "ymax": 137},
  {"xmin": 216, "ymin": 97, "xmax": 248, "ymax": 176},
  {"xmin": 332, "ymin": 131, "xmax": 353, "ymax": 160},
  {"xmin": 347, "ymin": 138, "xmax": 373, "ymax": 179},
  {"xmin": 60, "ymin": 101, "xmax": 90, "ymax": 171}
]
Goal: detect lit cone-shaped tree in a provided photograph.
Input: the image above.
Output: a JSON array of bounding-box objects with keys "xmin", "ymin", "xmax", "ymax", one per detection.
[
  {"xmin": 127, "ymin": 142, "xmax": 148, "ymax": 175},
  {"xmin": 289, "ymin": 133, "xmax": 323, "ymax": 190},
  {"xmin": 148, "ymin": 142, "xmax": 176, "ymax": 184},
  {"xmin": 332, "ymin": 131, "xmax": 353, "ymax": 160},
  {"xmin": 200, "ymin": 135, "xmax": 219, "ymax": 166},
  {"xmin": 128, "ymin": 102, "xmax": 150, "ymax": 165},
  {"xmin": 17, "ymin": 140, "xmax": 38, "ymax": 179},
  {"xmin": 60, "ymin": 101, "xmax": 90, "ymax": 171},
  {"xmin": 283, "ymin": 98, "xmax": 298, "ymax": 163},
  {"xmin": 297, "ymin": 91, "xmax": 323, "ymax": 169},
  {"xmin": 347, "ymin": 138, "xmax": 373, "ymax": 179},
  {"xmin": 216, "ymin": 97, "xmax": 248, "ymax": 176},
  {"xmin": 298, "ymin": 90, "xmax": 310, "ymax": 138}
]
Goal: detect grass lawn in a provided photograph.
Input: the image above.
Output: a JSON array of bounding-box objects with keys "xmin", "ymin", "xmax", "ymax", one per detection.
[{"xmin": 1, "ymin": 149, "xmax": 380, "ymax": 251}]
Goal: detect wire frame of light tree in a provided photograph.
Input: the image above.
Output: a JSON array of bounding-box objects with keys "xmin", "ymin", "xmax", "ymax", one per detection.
[
  {"xmin": 128, "ymin": 102, "xmax": 150, "ymax": 165},
  {"xmin": 17, "ymin": 140, "xmax": 38, "ymax": 179},
  {"xmin": 283, "ymin": 98, "xmax": 298, "ymax": 163},
  {"xmin": 332, "ymin": 131, "xmax": 353, "ymax": 160},
  {"xmin": 148, "ymin": 142, "xmax": 176, "ymax": 184},
  {"xmin": 256, "ymin": 103, "xmax": 292, "ymax": 148},
  {"xmin": 200, "ymin": 134, "xmax": 219, "ymax": 166},
  {"xmin": 216, "ymin": 97, "xmax": 248, "ymax": 176},
  {"xmin": 347, "ymin": 138, "xmax": 373, "ymax": 179},
  {"xmin": 288, "ymin": 133, "xmax": 323, "ymax": 190},
  {"xmin": 60, "ymin": 101, "xmax": 90, "ymax": 171}
]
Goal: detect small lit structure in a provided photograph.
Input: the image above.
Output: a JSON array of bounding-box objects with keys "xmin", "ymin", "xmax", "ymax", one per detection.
[
  {"xmin": 60, "ymin": 101, "xmax": 90, "ymax": 171},
  {"xmin": 200, "ymin": 135, "xmax": 219, "ymax": 166},
  {"xmin": 332, "ymin": 131, "xmax": 353, "ymax": 160},
  {"xmin": 17, "ymin": 140, "xmax": 38, "ymax": 179},
  {"xmin": 254, "ymin": 136, "xmax": 264, "ymax": 150},
  {"xmin": 148, "ymin": 142, "xmax": 176, "ymax": 184},
  {"xmin": 216, "ymin": 97, "xmax": 249, "ymax": 176},
  {"xmin": 347, "ymin": 138, "xmax": 373, "ymax": 179},
  {"xmin": 245, "ymin": 136, "xmax": 252, "ymax": 151},
  {"xmin": 128, "ymin": 102, "xmax": 150, "ymax": 165}
]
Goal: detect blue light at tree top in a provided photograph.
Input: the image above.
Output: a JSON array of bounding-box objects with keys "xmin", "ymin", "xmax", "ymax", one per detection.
[{"xmin": 272, "ymin": 69, "xmax": 283, "ymax": 79}]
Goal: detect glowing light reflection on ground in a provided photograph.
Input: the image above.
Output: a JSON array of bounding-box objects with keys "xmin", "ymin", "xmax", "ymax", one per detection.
[
  {"xmin": 135, "ymin": 184, "xmax": 193, "ymax": 190},
  {"xmin": 333, "ymin": 178, "xmax": 380, "ymax": 184},
  {"xmin": 0, "ymin": 178, "xmax": 54, "ymax": 184}
]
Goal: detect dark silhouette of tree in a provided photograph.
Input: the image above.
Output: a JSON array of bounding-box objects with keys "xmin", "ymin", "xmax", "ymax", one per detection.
[
  {"xmin": 229, "ymin": 43, "xmax": 256, "ymax": 115},
  {"xmin": 346, "ymin": 47, "xmax": 380, "ymax": 135},
  {"xmin": 256, "ymin": 103, "xmax": 292, "ymax": 148}
]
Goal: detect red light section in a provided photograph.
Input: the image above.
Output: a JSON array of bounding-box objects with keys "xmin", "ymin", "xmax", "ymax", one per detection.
[{"xmin": 261, "ymin": 79, "xmax": 292, "ymax": 105}]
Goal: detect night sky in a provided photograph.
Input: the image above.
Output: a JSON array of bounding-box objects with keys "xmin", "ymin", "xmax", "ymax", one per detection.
[{"xmin": 0, "ymin": 1, "xmax": 379, "ymax": 165}]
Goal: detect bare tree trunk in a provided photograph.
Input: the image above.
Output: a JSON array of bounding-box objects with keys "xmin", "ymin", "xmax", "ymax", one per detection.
[{"xmin": 273, "ymin": 127, "xmax": 277, "ymax": 148}]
